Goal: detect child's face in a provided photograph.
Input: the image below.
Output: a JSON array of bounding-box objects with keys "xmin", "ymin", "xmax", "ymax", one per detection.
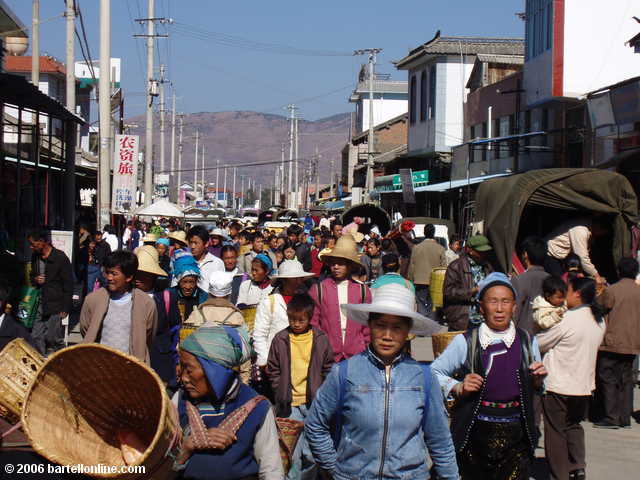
[
  {"xmin": 284, "ymin": 247, "xmax": 296, "ymax": 260},
  {"xmin": 367, "ymin": 242, "xmax": 380, "ymax": 256},
  {"xmin": 545, "ymin": 290, "xmax": 566, "ymax": 307},
  {"xmin": 288, "ymin": 309, "xmax": 311, "ymax": 334}
]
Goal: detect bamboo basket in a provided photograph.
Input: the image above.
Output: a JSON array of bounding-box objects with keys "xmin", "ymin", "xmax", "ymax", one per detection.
[
  {"xmin": 179, "ymin": 324, "xmax": 198, "ymax": 344},
  {"xmin": 431, "ymin": 331, "xmax": 465, "ymax": 358},
  {"xmin": 21, "ymin": 344, "xmax": 181, "ymax": 479},
  {"xmin": 0, "ymin": 338, "xmax": 44, "ymax": 424},
  {"xmin": 276, "ymin": 417, "xmax": 304, "ymax": 474},
  {"xmin": 429, "ymin": 267, "xmax": 447, "ymax": 310}
]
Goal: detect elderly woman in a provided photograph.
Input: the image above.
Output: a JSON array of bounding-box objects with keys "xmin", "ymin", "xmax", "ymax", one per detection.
[
  {"xmin": 174, "ymin": 325, "xmax": 283, "ymax": 479},
  {"xmin": 305, "ymin": 283, "xmax": 458, "ymax": 480},
  {"xmin": 169, "ymin": 253, "xmax": 209, "ymax": 325},
  {"xmin": 431, "ymin": 272, "xmax": 547, "ymax": 480}
]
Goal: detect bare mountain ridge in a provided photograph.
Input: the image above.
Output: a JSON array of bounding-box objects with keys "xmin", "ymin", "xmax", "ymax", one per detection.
[{"xmin": 127, "ymin": 110, "xmax": 351, "ymax": 189}]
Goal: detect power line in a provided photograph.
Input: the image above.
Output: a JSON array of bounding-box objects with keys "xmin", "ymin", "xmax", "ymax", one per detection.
[{"xmin": 171, "ymin": 22, "xmax": 352, "ymax": 57}]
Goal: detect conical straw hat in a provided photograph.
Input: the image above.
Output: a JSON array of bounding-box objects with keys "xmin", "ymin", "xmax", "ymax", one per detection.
[
  {"xmin": 321, "ymin": 235, "xmax": 362, "ymax": 266},
  {"xmin": 136, "ymin": 245, "xmax": 168, "ymax": 277}
]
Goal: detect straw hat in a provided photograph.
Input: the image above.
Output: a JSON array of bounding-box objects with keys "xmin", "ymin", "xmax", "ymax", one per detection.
[
  {"xmin": 341, "ymin": 283, "xmax": 441, "ymax": 336},
  {"xmin": 136, "ymin": 245, "xmax": 168, "ymax": 277},
  {"xmin": 168, "ymin": 230, "xmax": 188, "ymax": 246},
  {"xmin": 321, "ymin": 235, "xmax": 362, "ymax": 266},
  {"xmin": 142, "ymin": 233, "xmax": 158, "ymax": 243},
  {"xmin": 272, "ymin": 260, "xmax": 314, "ymax": 279}
]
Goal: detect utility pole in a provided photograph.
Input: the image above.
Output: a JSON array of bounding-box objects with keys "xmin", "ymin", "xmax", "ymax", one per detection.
[
  {"xmin": 315, "ymin": 146, "xmax": 320, "ymax": 207},
  {"xmin": 201, "ymin": 144, "xmax": 206, "ymax": 199},
  {"xmin": 65, "ymin": 0, "xmax": 75, "ymax": 112},
  {"xmin": 134, "ymin": 1, "xmax": 170, "ymax": 205},
  {"xmin": 232, "ymin": 167, "xmax": 237, "ymax": 211},
  {"xmin": 354, "ymin": 48, "xmax": 382, "ymax": 198},
  {"xmin": 98, "ymin": 0, "xmax": 111, "ymax": 229},
  {"xmin": 330, "ymin": 157, "xmax": 335, "ymax": 198},
  {"xmin": 287, "ymin": 105, "xmax": 295, "ymax": 201},
  {"xmin": 31, "ymin": 1, "xmax": 39, "ymax": 86},
  {"xmin": 280, "ymin": 143, "xmax": 285, "ymax": 204},
  {"xmin": 258, "ymin": 183, "xmax": 262, "ymax": 209},
  {"xmin": 170, "ymin": 89, "xmax": 176, "ymax": 188},
  {"xmin": 240, "ymin": 175, "xmax": 245, "ymax": 209},
  {"xmin": 223, "ymin": 165, "xmax": 227, "ymax": 209},
  {"xmin": 193, "ymin": 130, "xmax": 199, "ymax": 197},
  {"xmin": 159, "ymin": 64, "xmax": 166, "ymax": 174},
  {"xmin": 294, "ymin": 112, "xmax": 300, "ymax": 207},
  {"xmin": 215, "ymin": 158, "xmax": 219, "ymax": 208},
  {"xmin": 177, "ymin": 114, "xmax": 183, "ymax": 204}
]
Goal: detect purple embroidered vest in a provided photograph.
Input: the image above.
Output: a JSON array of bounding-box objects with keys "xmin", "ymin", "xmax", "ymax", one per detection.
[{"xmin": 480, "ymin": 331, "xmax": 521, "ymax": 403}]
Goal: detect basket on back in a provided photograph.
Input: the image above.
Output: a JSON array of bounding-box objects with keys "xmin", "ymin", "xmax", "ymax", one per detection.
[
  {"xmin": 431, "ymin": 331, "xmax": 465, "ymax": 358},
  {"xmin": 21, "ymin": 344, "xmax": 180, "ymax": 479},
  {"xmin": 0, "ymin": 338, "xmax": 44, "ymax": 424}
]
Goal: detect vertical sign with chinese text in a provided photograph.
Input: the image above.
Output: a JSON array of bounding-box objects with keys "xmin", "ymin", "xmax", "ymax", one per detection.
[{"xmin": 111, "ymin": 134, "xmax": 139, "ymax": 213}]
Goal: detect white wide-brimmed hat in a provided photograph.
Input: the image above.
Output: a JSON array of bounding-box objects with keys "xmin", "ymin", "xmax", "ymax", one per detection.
[
  {"xmin": 210, "ymin": 228, "xmax": 229, "ymax": 239},
  {"xmin": 341, "ymin": 283, "xmax": 441, "ymax": 336},
  {"xmin": 272, "ymin": 260, "xmax": 315, "ymax": 279}
]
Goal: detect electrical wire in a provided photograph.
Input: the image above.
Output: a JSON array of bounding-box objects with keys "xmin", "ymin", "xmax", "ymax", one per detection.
[{"xmin": 171, "ymin": 22, "xmax": 352, "ymax": 57}]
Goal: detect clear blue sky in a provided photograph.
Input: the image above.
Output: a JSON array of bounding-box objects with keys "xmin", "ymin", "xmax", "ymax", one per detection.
[{"xmin": 6, "ymin": 0, "xmax": 524, "ymax": 120}]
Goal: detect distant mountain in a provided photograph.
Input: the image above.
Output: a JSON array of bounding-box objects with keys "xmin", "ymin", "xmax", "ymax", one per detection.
[{"xmin": 126, "ymin": 110, "xmax": 351, "ymax": 189}]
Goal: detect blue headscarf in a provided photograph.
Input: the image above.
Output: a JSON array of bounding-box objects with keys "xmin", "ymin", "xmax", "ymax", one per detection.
[
  {"xmin": 254, "ymin": 253, "xmax": 274, "ymax": 276},
  {"xmin": 181, "ymin": 325, "xmax": 252, "ymax": 401},
  {"xmin": 156, "ymin": 237, "xmax": 170, "ymax": 247},
  {"xmin": 172, "ymin": 253, "xmax": 201, "ymax": 283}
]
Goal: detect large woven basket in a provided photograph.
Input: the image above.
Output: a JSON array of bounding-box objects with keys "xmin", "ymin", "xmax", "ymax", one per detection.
[
  {"xmin": 0, "ymin": 338, "xmax": 44, "ymax": 424},
  {"xmin": 431, "ymin": 331, "xmax": 465, "ymax": 358},
  {"xmin": 179, "ymin": 324, "xmax": 198, "ymax": 344},
  {"xmin": 429, "ymin": 267, "xmax": 447, "ymax": 310},
  {"xmin": 21, "ymin": 344, "xmax": 180, "ymax": 479},
  {"xmin": 276, "ymin": 417, "xmax": 304, "ymax": 474}
]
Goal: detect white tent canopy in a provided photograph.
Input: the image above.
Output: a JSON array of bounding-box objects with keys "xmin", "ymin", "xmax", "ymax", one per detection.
[{"xmin": 133, "ymin": 199, "xmax": 184, "ymax": 217}]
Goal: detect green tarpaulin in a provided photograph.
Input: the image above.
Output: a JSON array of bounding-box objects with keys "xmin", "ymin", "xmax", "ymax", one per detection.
[{"xmin": 475, "ymin": 169, "xmax": 638, "ymax": 273}]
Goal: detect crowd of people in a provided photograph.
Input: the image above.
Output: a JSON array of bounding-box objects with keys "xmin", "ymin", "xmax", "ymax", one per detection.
[{"xmin": 0, "ymin": 213, "xmax": 638, "ymax": 480}]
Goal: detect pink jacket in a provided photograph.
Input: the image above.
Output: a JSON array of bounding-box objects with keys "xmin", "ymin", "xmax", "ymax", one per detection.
[{"xmin": 309, "ymin": 278, "xmax": 372, "ymax": 362}]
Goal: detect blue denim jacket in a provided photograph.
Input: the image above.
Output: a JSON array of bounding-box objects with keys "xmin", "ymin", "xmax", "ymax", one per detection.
[{"xmin": 305, "ymin": 348, "xmax": 459, "ymax": 480}]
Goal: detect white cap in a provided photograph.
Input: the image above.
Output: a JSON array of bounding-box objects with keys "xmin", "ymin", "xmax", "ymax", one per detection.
[{"xmin": 208, "ymin": 271, "xmax": 234, "ymax": 297}]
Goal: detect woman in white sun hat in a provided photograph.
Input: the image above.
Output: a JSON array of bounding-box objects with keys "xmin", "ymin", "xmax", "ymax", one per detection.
[
  {"xmin": 252, "ymin": 260, "xmax": 315, "ymax": 367},
  {"xmin": 305, "ymin": 282, "xmax": 458, "ymax": 480}
]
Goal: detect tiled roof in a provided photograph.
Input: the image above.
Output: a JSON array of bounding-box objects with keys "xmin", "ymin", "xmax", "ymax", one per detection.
[
  {"xmin": 476, "ymin": 54, "xmax": 524, "ymax": 65},
  {"xmin": 4, "ymin": 55, "xmax": 67, "ymax": 75},
  {"xmin": 352, "ymin": 112, "xmax": 408, "ymax": 143},
  {"xmin": 395, "ymin": 31, "xmax": 524, "ymax": 69}
]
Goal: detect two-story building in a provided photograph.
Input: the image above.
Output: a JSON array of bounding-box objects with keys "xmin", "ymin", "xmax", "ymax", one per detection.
[{"xmin": 384, "ymin": 33, "xmax": 524, "ymax": 220}]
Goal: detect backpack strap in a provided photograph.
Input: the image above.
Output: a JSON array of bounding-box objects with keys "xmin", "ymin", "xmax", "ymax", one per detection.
[
  {"xmin": 331, "ymin": 359, "xmax": 349, "ymax": 448},
  {"xmin": 163, "ymin": 290, "xmax": 170, "ymax": 316},
  {"xmin": 269, "ymin": 294, "xmax": 276, "ymax": 315},
  {"xmin": 360, "ymin": 283, "xmax": 366, "ymax": 303},
  {"xmin": 468, "ymin": 328, "xmax": 479, "ymax": 375},
  {"xmin": 316, "ymin": 282, "xmax": 323, "ymax": 305},
  {"xmin": 419, "ymin": 364, "xmax": 431, "ymax": 429}
]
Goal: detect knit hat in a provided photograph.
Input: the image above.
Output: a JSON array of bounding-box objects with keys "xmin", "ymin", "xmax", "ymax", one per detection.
[
  {"xmin": 208, "ymin": 270, "xmax": 234, "ymax": 297},
  {"xmin": 477, "ymin": 272, "xmax": 517, "ymax": 300},
  {"xmin": 172, "ymin": 253, "xmax": 201, "ymax": 282}
]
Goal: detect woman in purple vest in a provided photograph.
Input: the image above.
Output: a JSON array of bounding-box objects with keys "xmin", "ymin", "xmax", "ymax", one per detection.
[{"xmin": 432, "ymin": 272, "xmax": 547, "ymax": 480}]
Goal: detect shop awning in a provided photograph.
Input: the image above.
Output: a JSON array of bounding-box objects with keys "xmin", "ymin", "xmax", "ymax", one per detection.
[{"xmin": 413, "ymin": 173, "xmax": 511, "ymax": 193}]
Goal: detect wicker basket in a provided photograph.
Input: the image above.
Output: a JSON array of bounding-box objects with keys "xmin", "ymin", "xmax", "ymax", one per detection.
[
  {"xmin": 429, "ymin": 267, "xmax": 447, "ymax": 310},
  {"xmin": 21, "ymin": 344, "xmax": 180, "ymax": 479},
  {"xmin": 179, "ymin": 324, "xmax": 198, "ymax": 344},
  {"xmin": 241, "ymin": 306, "xmax": 258, "ymax": 333},
  {"xmin": 431, "ymin": 331, "xmax": 466, "ymax": 358},
  {"xmin": 0, "ymin": 338, "xmax": 44, "ymax": 424}
]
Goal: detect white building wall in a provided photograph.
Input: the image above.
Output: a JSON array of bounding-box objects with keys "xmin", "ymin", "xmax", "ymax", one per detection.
[
  {"xmin": 563, "ymin": 0, "xmax": 639, "ymax": 97},
  {"xmin": 523, "ymin": 49, "xmax": 553, "ymax": 106},
  {"xmin": 360, "ymin": 97, "xmax": 408, "ymax": 132},
  {"xmin": 408, "ymin": 57, "xmax": 474, "ymax": 154}
]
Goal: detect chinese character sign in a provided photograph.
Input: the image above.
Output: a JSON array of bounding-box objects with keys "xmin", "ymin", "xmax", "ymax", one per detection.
[{"xmin": 111, "ymin": 134, "xmax": 139, "ymax": 213}]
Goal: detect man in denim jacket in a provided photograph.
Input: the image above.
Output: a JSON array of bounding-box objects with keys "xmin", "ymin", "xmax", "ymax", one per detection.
[{"xmin": 305, "ymin": 283, "xmax": 458, "ymax": 480}]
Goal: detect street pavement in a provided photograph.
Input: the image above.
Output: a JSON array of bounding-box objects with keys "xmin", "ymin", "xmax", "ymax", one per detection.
[{"xmin": 413, "ymin": 335, "xmax": 640, "ymax": 479}]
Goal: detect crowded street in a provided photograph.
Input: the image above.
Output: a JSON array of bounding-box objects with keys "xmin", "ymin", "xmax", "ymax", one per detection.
[{"xmin": 1, "ymin": 1, "xmax": 640, "ymax": 480}]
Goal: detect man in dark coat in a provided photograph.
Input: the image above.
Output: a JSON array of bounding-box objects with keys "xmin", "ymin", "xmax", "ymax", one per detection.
[
  {"xmin": 512, "ymin": 236, "xmax": 549, "ymax": 335},
  {"xmin": 443, "ymin": 235, "xmax": 494, "ymax": 331}
]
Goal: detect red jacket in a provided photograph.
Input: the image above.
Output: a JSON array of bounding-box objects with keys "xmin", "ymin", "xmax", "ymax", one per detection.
[{"xmin": 309, "ymin": 278, "xmax": 371, "ymax": 362}]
